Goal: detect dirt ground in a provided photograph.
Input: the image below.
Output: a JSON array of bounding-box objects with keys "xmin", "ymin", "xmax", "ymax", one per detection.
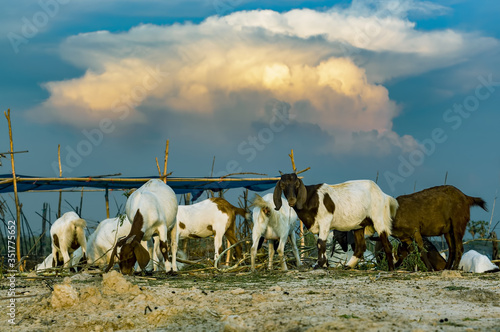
[{"xmin": 2, "ymin": 266, "xmax": 500, "ymax": 332}]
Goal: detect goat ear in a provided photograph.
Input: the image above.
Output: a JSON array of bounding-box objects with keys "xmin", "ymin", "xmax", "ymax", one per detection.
[
  {"xmin": 133, "ymin": 242, "xmax": 150, "ymax": 271},
  {"xmin": 125, "ymin": 235, "xmax": 136, "ymax": 245},
  {"xmin": 296, "ymin": 178, "xmax": 307, "ymax": 210},
  {"xmin": 273, "ymin": 180, "xmax": 283, "ymax": 211}
]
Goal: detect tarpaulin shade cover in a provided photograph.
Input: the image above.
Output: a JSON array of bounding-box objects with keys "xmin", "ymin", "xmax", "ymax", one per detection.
[{"xmin": 0, "ymin": 174, "xmax": 279, "ymax": 201}]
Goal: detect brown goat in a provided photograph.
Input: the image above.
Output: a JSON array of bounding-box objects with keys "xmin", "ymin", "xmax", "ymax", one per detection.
[
  {"xmin": 396, "ymin": 237, "xmax": 446, "ymax": 271},
  {"xmin": 391, "ymin": 185, "xmax": 487, "ymax": 270}
]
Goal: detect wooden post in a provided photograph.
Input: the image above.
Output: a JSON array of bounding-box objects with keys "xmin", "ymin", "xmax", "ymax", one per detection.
[
  {"xmin": 243, "ymin": 189, "xmax": 249, "ymax": 240},
  {"xmin": 492, "ymin": 232, "xmax": 498, "ymax": 261},
  {"xmin": 105, "ymin": 186, "xmax": 110, "ymax": 218},
  {"xmin": 79, "ymin": 187, "xmax": 84, "ymax": 216},
  {"xmin": 183, "ymin": 193, "xmax": 190, "ymax": 258},
  {"xmin": 488, "ymin": 190, "xmax": 497, "ymax": 234},
  {"xmin": 288, "ymin": 149, "xmax": 297, "ymax": 173},
  {"xmin": 163, "ymin": 139, "xmax": 169, "ymax": 183},
  {"xmin": 57, "ymin": 144, "xmax": 62, "ymax": 218},
  {"xmin": 40, "ymin": 203, "xmax": 47, "ymax": 257},
  {"xmin": 155, "ymin": 157, "xmax": 162, "ymax": 177},
  {"xmin": 4, "ymin": 109, "xmax": 22, "ymax": 269}
]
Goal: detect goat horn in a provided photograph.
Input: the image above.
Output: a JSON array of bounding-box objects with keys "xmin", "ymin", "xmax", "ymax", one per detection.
[{"xmin": 279, "ymin": 170, "xmax": 284, "ymax": 176}]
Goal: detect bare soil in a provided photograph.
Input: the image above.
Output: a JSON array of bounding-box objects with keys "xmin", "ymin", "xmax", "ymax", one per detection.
[{"xmin": 2, "ymin": 268, "xmax": 500, "ymax": 332}]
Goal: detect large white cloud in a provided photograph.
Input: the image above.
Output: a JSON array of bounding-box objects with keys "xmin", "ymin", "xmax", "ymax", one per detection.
[{"xmin": 27, "ymin": 1, "xmax": 498, "ymax": 154}]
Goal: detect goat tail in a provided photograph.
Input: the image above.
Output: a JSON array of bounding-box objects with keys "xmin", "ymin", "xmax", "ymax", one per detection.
[
  {"xmin": 377, "ymin": 195, "xmax": 398, "ymax": 237},
  {"xmin": 72, "ymin": 218, "xmax": 87, "ymax": 229},
  {"xmin": 388, "ymin": 196, "xmax": 399, "ymax": 218},
  {"xmin": 234, "ymin": 207, "xmax": 250, "ymax": 220},
  {"xmin": 468, "ymin": 196, "xmax": 488, "ymax": 212}
]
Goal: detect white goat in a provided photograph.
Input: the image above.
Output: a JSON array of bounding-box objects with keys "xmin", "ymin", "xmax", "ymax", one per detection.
[
  {"xmin": 274, "ymin": 173, "xmax": 398, "ymax": 270},
  {"xmin": 38, "ymin": 216, "xmax": 154, "ymax": 272},
  {"xmin": 36, "ymin": 251, "xmax": 82, "ymax": 272},
  {"xmin": 50, "ymin": 211, "xmax": 87, "ymax": 269},
  {"xmin": 89, "ymin": 216, "xmax": 164, "ymax": 271},
  {"xmin": 176, "ymin": 197, "xmax": 246, "ymax": 267},
  {"xmin": 87, "ymin": 216, "xmax": 132, "ymax": 267},
  {"xmin": 251, "ymin": 193, "xmax": 301, "ymax": 271},
  {"xmin": 459, "ymin": 250, "xmax": 500, "ymax": 273},
  {"xmin": 106, "ymin": 179, "xmax": 179, "ymax": 275}
]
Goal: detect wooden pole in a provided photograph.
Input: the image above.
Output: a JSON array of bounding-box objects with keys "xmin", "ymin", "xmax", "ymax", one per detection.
[
  {"xmin": 40, "ymin": 203, "xmax": 47, "ymax": 256},
  {"xmin": 288, "ymin": 149, "xmax": 297, "ymax": 173},
  {"xmin": 105, "ymin": 187, "xmax": 110, "ymax": 218},
  {"xmin": 155, "ymin": 158, "xmax": 162, "ymax": 177},
  {"xmin": 163, "ymin": 139, "xmax": 169, "ymax": 183},
  {"xmin": 4, "ymin": 109, "xmax": 22, "ymax": 269},
  {"xmin": 57, "ymin": 144, "xmax": 62, "ymax": 218},
  {"xmin": 300, "ymin": 221, "xmax": 305, "ymax": 259},
  {"xmin": 0, "ymin": 176, "xmax": 283, "ymax": 183},
  {"xmin": 488, "ymin": 190, "xmax": 497, "ymax": 234},
  {"xmin": 78, "ymin": 187, "xmax": 84, "ymax": 216},
  {"xmin": 492, "ymin": 232, "xmax": 498, "ymax": 262}
]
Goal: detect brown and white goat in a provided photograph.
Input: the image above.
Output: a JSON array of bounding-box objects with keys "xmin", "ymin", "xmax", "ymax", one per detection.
[
  {"xmin": 105, "ymin": 179, "xmax": 178, "ymax": 275},
  {"xmin": 274, "ymin": 173, "xmax": 398, "ymax": 270},
  {"xmin": 391, "ymin": 185, "xmax": 487, "ymax": 270},
  {"xmin": 50, "ymin": 211, "xmax": 87, "ymax": 269},
  {"xmin": 176, "ymin": 197, "xmax": 246, "ymax": 267}
]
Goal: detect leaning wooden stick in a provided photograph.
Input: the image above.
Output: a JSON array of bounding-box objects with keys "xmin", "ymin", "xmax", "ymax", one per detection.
[
  {"xmin": 155, "ymin": 157, "xmax": 162, "ymax": 177},
  {"xmin": 163, "ymin": 139, "xmax": 169, "ymax": 183},
  {"xmin": 288, "ymin": 149, "xmax": 297, "ymax": 173},
  {"xmin": 4, "ymin": 109, "xmax": 22, "ymax": 268}
]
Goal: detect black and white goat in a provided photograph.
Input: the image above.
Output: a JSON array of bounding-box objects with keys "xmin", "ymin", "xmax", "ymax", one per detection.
[
  {"xmin": 274, "ymin": 173, "xmax": 398, "ymax": 270},
  {"xmin": 50, "ymin": 211, "xmax": 87, "ymax": 269},
  {"xmin": 106, "ymin": 179, "xmax": 179, "ymax": 275},
  {"xmin": 251, "ymin": 193, "xmax": 301, "ymax": 271}
]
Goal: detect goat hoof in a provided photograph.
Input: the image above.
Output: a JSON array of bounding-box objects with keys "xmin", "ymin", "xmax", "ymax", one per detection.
[{"xmin": 166, "ymin": 270, "xmax": 178, "ymax": 276}]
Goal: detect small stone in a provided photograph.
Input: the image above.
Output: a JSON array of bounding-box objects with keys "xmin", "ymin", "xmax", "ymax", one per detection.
[{"xmin": 230, "ymin": 288, "xmax": 245, "ymax": 295}]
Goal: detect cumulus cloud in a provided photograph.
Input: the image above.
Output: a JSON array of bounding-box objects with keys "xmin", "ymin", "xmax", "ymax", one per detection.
[{"xmin": 27, "ymin": 0, "xmax": 498, "ymax": 154}]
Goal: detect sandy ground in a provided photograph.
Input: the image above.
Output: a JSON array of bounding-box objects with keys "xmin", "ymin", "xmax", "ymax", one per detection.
[{"xmin": 2, "ymin": 267, "xmax": 500, "ymax": 332}]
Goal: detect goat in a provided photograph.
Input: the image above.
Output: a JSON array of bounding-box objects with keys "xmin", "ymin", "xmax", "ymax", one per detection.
[
  {"xmin": 50, "ymin": 211, "xmax": 87, "ymax": 269},
  {"xmin": 87, "ymin": 216, "xmax": 132, "ymax": 267},
  {"xmin": 390, "ymin": 185, "xmax": 487, "ymax": 270},
  {"xmin": 459, "ymin": 250, "xmax": 500, "ymax": 273},
  {"xmin": 92, "ymin": 216, "xmax": 165, "ymax": 272},
  {"xmin": 105, "ymin": 179, "xmax": 179, "ymax": 275},
  {"xmin": 250, "ymin": 193, "xmax": 301, "ymax": 271},
  {"xmin": 274, "ymin": 173, "xmax": 398, "ymax": 270},
  {"xmin": 395, "ymin": 237, "xmax": 446, "ymax": 271},
  {"xmin": 176, "ymin": 197, "xmax": 246, "ymax": 267},
  {"xmin": 36, "ymin": 251, "xmax": 83, "ymax": 272}
]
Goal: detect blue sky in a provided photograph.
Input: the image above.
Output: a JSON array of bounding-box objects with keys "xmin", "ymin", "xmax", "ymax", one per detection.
[{"xmin": 1, "ymin": 0, "xmax": 499, "ymax": 234}]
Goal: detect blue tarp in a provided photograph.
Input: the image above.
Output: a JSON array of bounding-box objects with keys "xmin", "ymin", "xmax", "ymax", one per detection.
[{"xmin": 0, "ymin": 174, "xmax": 278, "ymax": 201}]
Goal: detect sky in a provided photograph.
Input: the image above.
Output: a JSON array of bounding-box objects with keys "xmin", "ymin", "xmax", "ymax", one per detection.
[{"xmin": 0, "ymin": 0, "xmax": 499, "ymax": 235}]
